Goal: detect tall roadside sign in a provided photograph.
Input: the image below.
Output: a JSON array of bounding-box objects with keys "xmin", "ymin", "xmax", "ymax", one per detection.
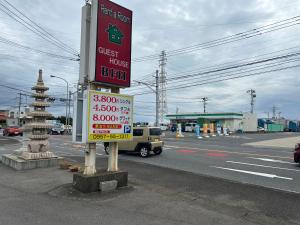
[
  {"xmin": 74, "ymin": 0, "xmax": 133, "ymax": 176},
  {"xmin": 89, "ymin": 0, "xmax": 132, "ymax": 88}
]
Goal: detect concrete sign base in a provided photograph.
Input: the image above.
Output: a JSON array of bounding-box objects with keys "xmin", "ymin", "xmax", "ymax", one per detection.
[{"xmin": 73, "ymin": 170, "xmax": 128, "ymax": 193}]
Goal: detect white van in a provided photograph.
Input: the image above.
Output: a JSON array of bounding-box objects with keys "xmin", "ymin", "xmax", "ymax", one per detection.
[
  {"xmin": 185, "ymin": 123, "xmax": 196, "ymax": 132},
  {"xmin": 160, "ymin": 123, "xmax": 168, "ymax": 131}
]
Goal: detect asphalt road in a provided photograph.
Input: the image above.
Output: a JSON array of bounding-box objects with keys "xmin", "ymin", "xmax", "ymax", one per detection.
[{"xmin": 1, "ymin": 132, "xmax": 300, "ymax": 193}]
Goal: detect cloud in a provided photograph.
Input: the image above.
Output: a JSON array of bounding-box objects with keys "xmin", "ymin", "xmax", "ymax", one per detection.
[{"xmin": 0, "ymin": 0, "xmax": 299, "ymax": 122}]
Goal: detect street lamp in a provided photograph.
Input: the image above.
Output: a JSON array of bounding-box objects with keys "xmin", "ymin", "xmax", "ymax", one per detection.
[{"xmin": 50, "ymin": 75, "xmax": 69, "ymax": 131}]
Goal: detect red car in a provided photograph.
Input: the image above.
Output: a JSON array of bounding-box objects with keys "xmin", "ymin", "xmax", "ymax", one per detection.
[
  {"xmin": 294, "ymin": 143, "xmax": 300, "ymax": 163},
  {"xmin": 3, "ymin": 126, "xmax": 23, "ymax": 136}
]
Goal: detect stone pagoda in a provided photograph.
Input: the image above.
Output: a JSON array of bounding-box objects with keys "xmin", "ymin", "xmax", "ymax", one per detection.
[
  {"xmin": 20, "ymin": 69, "xmax": 54, "ymax": 160},
  {"xmin": 2, "ymin": 69, "xmax": 62, "ymax": 170}
]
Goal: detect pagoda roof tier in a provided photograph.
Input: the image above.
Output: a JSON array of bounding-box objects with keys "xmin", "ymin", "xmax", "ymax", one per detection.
[
  {"xmin": 32, "ymin": 85, "xmax": 49, "ymax": 91},
  {"xmin": 28, "ymin": 111, "xmax": 52, "ymax": 117},
  {"xmin": 31, "ymin": 102, "xmax": 50, "ymax": 107},
  {"xmin": 26, "ymin": 123, "xmax": 53, "ymax": 129},
  {"xmin": 29, "ymin": 134, "xmax": 50, "ymax": 140},
  {"xmin": 32, "ymin": 93, "xmax": 49, "ymax": 98}
]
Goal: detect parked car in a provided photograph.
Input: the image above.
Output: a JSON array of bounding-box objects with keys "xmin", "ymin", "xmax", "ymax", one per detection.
[
  {"xmin": 104, "ymin": 127, "xmax": 164, "ymax": 158},
  {"xmin": 160, "ymin": 123, "xmax": 168, "ymax": 131},
  {"xmin": 294, "ymin": 143, "xmax": 300, "ymax": 164},
  {"xmin": 3, "ymin": 126, "xmax": 23, "ymax": 136},
  {"xmin": 49, "ymin": 123, "xmax": 65, "ymax": 135},
  {"xmin": 257, "ymin": 127, "xmax": 265, "ymax": 133}
]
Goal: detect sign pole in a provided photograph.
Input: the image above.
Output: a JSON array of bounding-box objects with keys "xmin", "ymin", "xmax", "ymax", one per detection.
[
  {"xmin": 84, "ymin": 143, "xmax": 97, "ymax": 175},
  {"xmin": 84, "ymin": 83, "xmax": 97, "ymax": 175},
  {"xmin": 108, "ymin": 87, "xmax": 120, "ymax": 172}
]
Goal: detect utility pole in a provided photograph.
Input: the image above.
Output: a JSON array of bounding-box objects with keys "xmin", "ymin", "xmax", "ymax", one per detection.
[
  {"xmin": 17, "ymin": 93, "xmax": 22, "ymax": 126},
  {"xmin": 264, "ymin": 111, "xmax": 270, "ymax": 119},
  {"xmin": 155, "ymin": 70, "xmax": 159, "ymax": 127},
  {"xmin": 158, "ymin": 50, "xmax": 167, "ymax": 123},
  {"xmin": 201, "ymin": 97, "xmax": 208, "ymax": 113},
  {"xmin": 68, "ymin": 90, "xmax": 72, "ymax": 131},
  {"xmin": 247, "ymin": 89, "xmax": 256, "ymax": 114},
  {"xmin": 272, "ymin": 105, "xmax": 277, "ymax": 119},
  {"xmin": 278, "ymin": 111, "xmax": 282, "ymax": 118}
]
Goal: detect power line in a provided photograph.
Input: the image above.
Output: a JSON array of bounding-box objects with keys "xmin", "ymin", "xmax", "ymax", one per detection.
[
  {"xmin": 132, "ymin": 16, "xmax": 300, "ymax": 62},
  {"xmin": 165, "ymin": 52, "xmax": 300, "ymax": 83},
  {"xmin": 0, "ymin": 35, "xmax": 78, "ymax": 60},
  {"xmin": 128, "ymin": 45, "xmax": 300, "ymax": 90},
  {"xmin": 132, "ymin": 63, "xmax": 300, "ymax": 95},
  {"xmin": 1, "ymin": 0, "xmax": 79, "ymax": 56},
  {"xmin": 0, "ymin": 0, "xmax": 79, "ymax": 57}
]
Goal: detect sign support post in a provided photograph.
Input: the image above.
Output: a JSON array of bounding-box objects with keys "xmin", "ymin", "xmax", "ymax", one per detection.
[
  {"xmin": 84, "ymin": 83, "xmax": 98, "ymax": 176},
  {"xmin": 84, "ymin": 143, "xmax": 97, "ymax": 175},
  {"xmin": 108, "ymin": 87, "xmax": 120, "ymax": 172}
]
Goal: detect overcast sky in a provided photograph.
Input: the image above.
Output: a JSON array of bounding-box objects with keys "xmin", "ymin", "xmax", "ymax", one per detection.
[{"xmin": 0, "ymin": 0, "xmax": 299, "ymax": 122}]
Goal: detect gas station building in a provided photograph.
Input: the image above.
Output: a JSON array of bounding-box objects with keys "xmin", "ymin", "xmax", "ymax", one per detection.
[{"xmin": 165, "ymin": 112, "xmax": 257, "ymax": 132}]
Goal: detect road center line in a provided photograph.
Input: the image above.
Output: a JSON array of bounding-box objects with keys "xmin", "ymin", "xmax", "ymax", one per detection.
[
  {"xmin": 212, "ymin": 166, "xmax": 293, "ymax": 180},
  {"xmin": 226, "ymin": 161, "xmax": 300, "ymax": 172},
  {"xmin": 165, "ymin": 145, "xmax": 292, "ymax": 160}
]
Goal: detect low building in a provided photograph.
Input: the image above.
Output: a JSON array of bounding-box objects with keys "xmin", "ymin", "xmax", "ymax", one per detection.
[
  {"xmin": 0, "ymin": 110, "xmax": 9, "ymax": 128},
  {"xmin": 6, "ymin": 106, "xmax": 33, "ymax": 127},
  {"xmin": 165, "ymin": 112, "xmax": 257, "ymax": 132}
]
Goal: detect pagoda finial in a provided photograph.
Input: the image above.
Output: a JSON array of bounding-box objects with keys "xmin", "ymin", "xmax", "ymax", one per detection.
[{"xmin": 37, "ymin": 69, "xmax": 44, "ymax": 85}]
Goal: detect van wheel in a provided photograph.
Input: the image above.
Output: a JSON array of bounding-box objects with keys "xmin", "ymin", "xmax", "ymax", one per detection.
[
  {"xmin": 104, "ymin": 144, "xmax": 110, "ymax": 155},
  {"xmin": 154, "ymin": 148, "xmax": 162, "ymax": 155},
  {"xmin": 139, "ymin": 146, "xmax": 149, "ymax": 158}
]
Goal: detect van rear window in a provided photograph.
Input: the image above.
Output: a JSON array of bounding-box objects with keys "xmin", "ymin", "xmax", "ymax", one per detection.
[{"xmin": 150, "ymin": 128, "xmax": 162, "ymax": 136}]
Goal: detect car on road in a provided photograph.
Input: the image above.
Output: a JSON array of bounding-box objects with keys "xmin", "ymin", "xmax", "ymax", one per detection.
[
  {"xmin": 49, "ymin": 123, "xmax": 65, "ymax": 135},
  {"xmin": 104, "ymin": 127, "xmax": 164, "ymax": 158},
  {"xmin": 3, "ymin": 126, "xmax": 23, "ymax": 136},
  {"xmin": 294, "ymin": 143, "xmax": 300, "ymax": 164}
]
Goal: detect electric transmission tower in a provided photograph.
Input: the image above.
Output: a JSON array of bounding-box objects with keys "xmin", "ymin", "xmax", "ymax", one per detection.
[
  {"xmin": 247, "ymin": 89, "xmax": 256, "ymax": 114},
  {"xmin": 158, "ymin": 50, "xmax": 167, "ymax": 123}
]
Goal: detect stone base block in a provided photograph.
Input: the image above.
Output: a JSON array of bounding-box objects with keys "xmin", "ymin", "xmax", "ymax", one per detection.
[
  {"xmin": 100, "ymin": 180, "xmax": 118, "ymax": 192},
  {"xmin": 1, "ymin": 154, "xmax": 63, "ymax": 171},
  {"xmin": 19, "ymin": 151, "xmax": 55, "ymax": 160},
  {"xmin": 73, "ymin": 170, "xmax": 128, "ymax": 193}
]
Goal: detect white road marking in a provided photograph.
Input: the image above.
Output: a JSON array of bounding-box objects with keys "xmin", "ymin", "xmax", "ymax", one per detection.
[
  {"xmin": 226, "ymin": 161, "xmax": 300, "ymax": 172},
  {"xmin": 248, "ymin": 157, "xmax": 296, "ymax": 165},
  {"xmin": 164, "ymin": 145, "xmax": 181, "ymax": 148},
  {"xmin": 55, "ymin": 146, "xmax": 65, "ymax": 148},
  {"xmin": 212, "ymin": 166, "xmax": 293, "ymax": 180}
]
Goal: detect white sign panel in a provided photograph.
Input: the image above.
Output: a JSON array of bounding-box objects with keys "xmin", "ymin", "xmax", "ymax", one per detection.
[{"xmin": 87, "ymin": 90, "xmax": 133, "ymax": 142}]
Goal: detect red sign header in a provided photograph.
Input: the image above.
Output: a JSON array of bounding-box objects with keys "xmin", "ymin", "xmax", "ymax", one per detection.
[{"xmin": 94, "ymin": 0, "xmax": 132, "ymax": 87}]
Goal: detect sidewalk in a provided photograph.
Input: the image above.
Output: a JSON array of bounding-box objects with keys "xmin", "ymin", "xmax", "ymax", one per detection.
[
  {"xmin": 244, "ymin": 135, "xmax": 300, "ymax": 148},
  {"xmin": 0, "ymin": 156, "xmax": 299, "ymax": 225}
]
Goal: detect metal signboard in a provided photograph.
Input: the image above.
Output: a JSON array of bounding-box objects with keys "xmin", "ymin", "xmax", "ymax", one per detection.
[
  {"xmin": 87, "ymin": 90, "xmax": 133, "ymax": 142},
  {"xmin": 92, "ymin": 0, "xmax": 132, "ymax": 87}
]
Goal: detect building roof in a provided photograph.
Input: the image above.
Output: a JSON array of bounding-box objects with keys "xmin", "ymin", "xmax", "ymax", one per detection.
[{"xmin": 165, "ymin": 112, "xmax": 243, "ymax": 120}]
